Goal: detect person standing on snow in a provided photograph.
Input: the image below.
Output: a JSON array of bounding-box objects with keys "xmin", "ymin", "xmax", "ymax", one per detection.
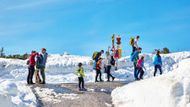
[
  {"xmin": 27, "ymin": 51, "xmax": 37, "ymax": 84},
  {"xmin": 95, "ymin": 58, "xmax": 104, "ymax": 82},
  {"xmin": 130, "ymin": 47, "xmax": 142, "ymax": 80},
  {"xmin": 105, "ymin": 51, "xmax": 115, "ymax": 82},
  {"xmin": 130, "ymin": 36, "xmax": 140, "ymax": 54},
  {"xmin": 153, "ymin": 50, "xmax": 163, "ymax": 76},
  {"xmin": 39, "ymin": 48, "xmax": 48, "ymax": 84},
  {"xmin": 133, "ymin": 36, "xmax": 140, "ymax": 53},
  {"xmin": 136, "ymin": 56, "xmax": 146, "ymax": 80},
  {"xmin": 76, "ymin": 63, "xmax": 86, "ymax": 91}
]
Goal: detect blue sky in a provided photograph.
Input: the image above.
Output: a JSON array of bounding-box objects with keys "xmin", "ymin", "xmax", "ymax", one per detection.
[{"xmin": 0, "ymin": 0, "xmax": 190, "ymax": 56}]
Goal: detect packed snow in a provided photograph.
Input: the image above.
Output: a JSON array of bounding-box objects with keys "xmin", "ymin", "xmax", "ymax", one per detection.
[
  {"xmin": 112, "ymin": 52, "xmax": 190, "ymax": 107},
  {"xmin": 0, "ymin": 51, "xmax": 190, "ymax": 107}
]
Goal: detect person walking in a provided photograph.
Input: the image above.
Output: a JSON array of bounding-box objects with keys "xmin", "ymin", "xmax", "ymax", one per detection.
[
  {"xmin": 153, "ymin": 50, "xmax": 163, "ymax": 76},
  {"xmin": 105, "ymin": 51, "xmax": 115, "ymax": 82},
  {"xmin": 95, "ymin": 58, "xmax": 104, "ymax": 82}
]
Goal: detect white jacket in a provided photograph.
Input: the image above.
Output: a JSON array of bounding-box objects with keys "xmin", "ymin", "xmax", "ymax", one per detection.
[
  {"xmin": 105, "ymin": 55, "xmax": 112, "ymax": 66},
  {"xmin": 134, "ymin": 38, "xmax": 139, "ymax": 48}
]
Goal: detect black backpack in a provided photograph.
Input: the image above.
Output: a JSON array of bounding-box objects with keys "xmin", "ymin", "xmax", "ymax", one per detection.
[{"xmin": 110, "ymin": 56, "xmax": 115, "ymax": 66}]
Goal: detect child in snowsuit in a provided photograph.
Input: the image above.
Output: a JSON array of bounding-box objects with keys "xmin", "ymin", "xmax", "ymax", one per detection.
[
  {"xmin": 95, "ymin": 58, "xmax": 103, "ymax": 82},
  {"xmin": 153, "ymin": 50, "xmax": 163, "ymax": 76},
  {"xmin": 136, "ymin": 56, "xmax": 145, "ymax": 80},
  {"xmin": 76, "ymin": 63, "xmax": 86, "ymax": 91},
  {"xmin": 130, "ymin": 47, "xmax": 142, "ymax": 80}
]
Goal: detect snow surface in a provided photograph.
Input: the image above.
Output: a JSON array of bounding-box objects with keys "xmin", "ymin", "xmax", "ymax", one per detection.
[
  {"xmin": 112, "ymin": 53, "xmax": 190, "ymax": 107},
  {"xmin": 0, "ymin": 51, "xmax": 190, "ymax": 107}
]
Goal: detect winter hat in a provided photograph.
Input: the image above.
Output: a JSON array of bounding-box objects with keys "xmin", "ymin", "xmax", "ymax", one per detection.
[{"xmin": 78, "ymin": 63, "xmax": 83, "ymax": 67}]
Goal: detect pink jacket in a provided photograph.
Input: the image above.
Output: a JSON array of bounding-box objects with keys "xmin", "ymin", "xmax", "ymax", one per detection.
[{"xmin": 136, "ymin": 59, "xmax": 144, "ymax": 68}]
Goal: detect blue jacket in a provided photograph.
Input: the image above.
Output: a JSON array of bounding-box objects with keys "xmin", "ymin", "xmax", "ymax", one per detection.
[
  {"xmin": 40, "ymin": 52, "xmax": 48, "ymax": 67},
  {"xmin": 153, "ymin": 55, "xmax": 162, "ymax": 65},
  {"xmin": 130, "ymin": 51, "xmax": 139, "ymax": 63}
]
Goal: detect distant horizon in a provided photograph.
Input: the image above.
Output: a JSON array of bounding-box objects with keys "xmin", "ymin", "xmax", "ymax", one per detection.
[
  {"xmin": 2, "ymin": 47, "xmax": 190, "ymax": 57},
  {"xmin": 1, "ymin": 0, "xmax": 190, "ymax": 56}
]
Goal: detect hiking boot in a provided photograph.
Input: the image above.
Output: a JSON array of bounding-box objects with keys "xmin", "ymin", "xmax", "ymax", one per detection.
[
  {"xmin": 100, "ymin": 80, "xmax": 104, "ymax": 82},
  {"xmin": 112, "ymin": 77, "xmax": 115, "ymax": 81},
  {"xmin": 82, "ymin": 88, "xmax": 87, "ymax": 91},
  {"xmin": 40, "ymin": 81, "xmax": 46, "ymax": 84}
]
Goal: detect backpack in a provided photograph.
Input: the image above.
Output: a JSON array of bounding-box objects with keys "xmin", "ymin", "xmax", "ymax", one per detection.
[
  {"xmin": 110, "ymin": 56, "xmax": 115, "ymax": 66},
  {"xmin": 129, "ymin": 37, "xmax": 135, "ymax": 46},
  {"xmin": 92, "ymin": 52, "xmax": 98, "ymax": 60},
  {"xmin": 26, "ymin": 60, "xmax": 30, "ymax": 65}
]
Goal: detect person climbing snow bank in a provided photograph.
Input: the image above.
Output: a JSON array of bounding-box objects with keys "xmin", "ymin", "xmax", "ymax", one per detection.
[
  {"xmin": 153, "ymin": 50, "xmax": 163, "ymax": 77},
  {"xmin": 136, "ymin": 56, "xmax": 146, "ymax": 80},
  {"xmin": 130, "ymin": 47, "xmax": 142, "ymax": 80}
]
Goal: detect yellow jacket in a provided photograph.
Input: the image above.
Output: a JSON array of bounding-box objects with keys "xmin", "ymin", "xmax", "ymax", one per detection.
[{"xmin": 76, "ymin": 67, "xmax": 85, "ymax": 77}]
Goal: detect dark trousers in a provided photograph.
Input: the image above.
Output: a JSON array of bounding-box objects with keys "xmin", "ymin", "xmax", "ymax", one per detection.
[
  {"xmin": 40, "ymin": 68, "xmax": 46, "ymax": 83},
  {"xmin": 95, "ymin": 69, "xmax": 102, "ymax": 81},
  {"xmin": 106, "ymin": 66, "xmax": 114, "ymax": 81},
  {"xmin": 27, "ymin": 65, "xmax": 35, "ymax": 84},
  {"xmin": 78, "ymin": 77, "xmax": 84, "ymax": 89},
  {"xmin": 134, "ymin": 63, "xmax": 139, "ymax": 79},
  {"xmin": 137, "ymin": 67, "xmax": 144, "ymax": 79},
  {"xmin": 154, "ymin": 65, "xmax": 162, "ymax": 76}
]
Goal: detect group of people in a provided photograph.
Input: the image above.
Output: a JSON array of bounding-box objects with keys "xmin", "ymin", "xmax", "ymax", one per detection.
[
  {"xmin": 25, "ymin": 36, "xmax": 163, "ymax": 91},
  {"xmin": 130, "ymin": 36, "xmax": 163, "ymax": 80},
  {"xmin": 76, "ymin": 50, "xmax": 116, "ymax": 91},
  {"xmin": 76, "ymin": 35, "xmax": 163, "ymax": 91},
  {"xmin": 27, "ymin": 48, "xmax": 48, "ymax": 85}
]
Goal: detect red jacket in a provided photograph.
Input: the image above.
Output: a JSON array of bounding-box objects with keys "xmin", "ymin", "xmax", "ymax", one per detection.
[{"xmin": 29, "ymin": 53, "xmax": 37, "ymax": 66}]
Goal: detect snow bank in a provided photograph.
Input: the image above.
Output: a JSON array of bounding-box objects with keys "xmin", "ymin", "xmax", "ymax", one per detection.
[
  {"xmin": 0, "ymin": 80, "xmax": 36, "ymax": 107},
  {"xmin": 112, "ymin": 58, "xmax": 190, "ymax": 107},
  {"xmin": 0, "ymin": 52, "xmax": 190, "ymax": 107}
]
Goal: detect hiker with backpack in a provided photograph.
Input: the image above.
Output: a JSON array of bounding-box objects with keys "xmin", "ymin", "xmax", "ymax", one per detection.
[
  {"xmin": 27, "ymin": 51, "xmax": 37, "ymax": 84},
  {"xmin": 76, "ymin": 63, "xmax": 87, "ymax": 91},
  {"xmin": 153, "ymin": 50, "xmax": 163, "ymax": 76},
  {"xmin": 130, "ymin": 47, "xmax": 142, "ymax": 80},
  {"xmin": 95, "ymin": 58, "xmax": 104, "ymax": 82},
  {"xmin": 136, "ymin": 56, "xmax": 146, "ymax": 80},
  {"xmin": 92, "ymin": 50, "xmax": 104, "ymax": 69},
  {"xmin": 130, "ymin": 36, "xmax": 140, "ymax": 54},
  {"xmin": 105, "ymin": 51, "xmax": 115, "ymax": 82}
]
